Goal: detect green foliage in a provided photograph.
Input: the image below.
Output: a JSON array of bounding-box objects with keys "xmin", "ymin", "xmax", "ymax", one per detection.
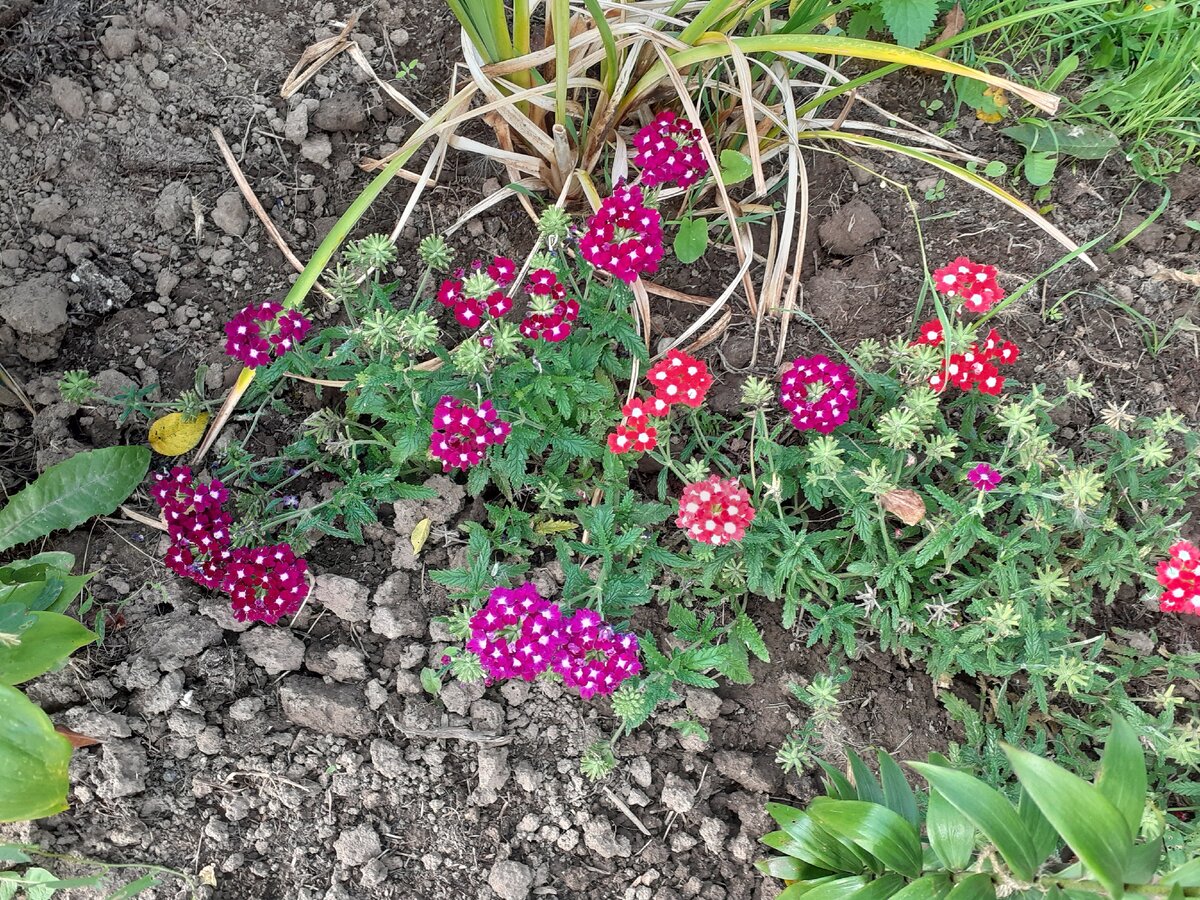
[
  {"xmin": 877, "ymin": 0, "xmax": 938, "ymax": 48},
  {"xmin": 0, "ymin": 687, "xmax": 71, "ymax": 823},
  {"xmin": 0, "ymin": 447, "xmax": 150, "ymax": 554},
  {"xmin": 759, "ymin": 717, "xmax": 1197, "ymax": 897},
  {"xmin": 0, "ymin": 844, "xmax": 197, "ymax": 898}
]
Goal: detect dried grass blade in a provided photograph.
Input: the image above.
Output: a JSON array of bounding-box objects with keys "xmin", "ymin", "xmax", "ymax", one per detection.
[
  {"xmin": 0, "ymin": 361, "xmax": 33, "ymax": 415},
  {"xmin": 444, "ymin": 178, "xmax": 547, "ymax": 236},
  {"xmin": 194, "ymin": 366, "xmax": 256, "ymax": 464},
  {"xmin": 280, "ymin": 15, "xmax": 358, "ymax": 99},
  {"xmin": 461, "ymin": 29, "xmax": 558, "ymax": 160},
  {"xmin": 721, "ymin": 36, "xmax": 766, "ymax": 195},
  {"xmin": 685, "ymin": 308, "xmax": 733, "ymax": 354}
]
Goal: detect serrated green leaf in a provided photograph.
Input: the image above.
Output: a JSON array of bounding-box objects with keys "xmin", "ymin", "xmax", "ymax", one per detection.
[
  {"xmin": 673, "ymin": 216, "xmax": 709, "ymax": 265},
  {"xmin": 1003, "ymin": 744, "xmax": 1131, "ymax": 898},
  {"xmin": 1095, "ymin": 715, "xmax": 1146, "ymax": 836},
  {"xmin": 0, "ymin": 448, "xmax": 150, "ymax": 553},
  {"xmin": 879, "ymin": 0, "xmax": 937, "ymax": 47},
  {"xmin": 733, "ymin": 612, "xmax": 770, "ymax": 662},
  {"xmin": 0, "ymin": 612, "xmax": 97, "ymax": 685},
  {"xmin": 807, "ymin": 800, "xmax": 924, "ymax": 879},
  {"xmin": 0, "ymin": 684, "xmax": 72, "ymax": 822},
  {"xmin": 909, "ymin": 762, "xmax": 1038, "ymax": 882},
  {"xmin": 927, "ymin": 783, "xmax": 975, "ymax": 871}
]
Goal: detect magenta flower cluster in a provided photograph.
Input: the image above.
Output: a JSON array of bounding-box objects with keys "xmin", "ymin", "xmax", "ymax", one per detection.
[
  {"xmin": 780, "ymin": 354, "xmax": 859, "ymax": 434},
  {"xmin": 429, "ymin": 395, "xmax": 512, "ymax": 472},
  {"xmin": 631, "ymin": 110, "xmax": 709, "ymax": 189},
  {"xmin": 152, "ymin": 466, "xmax": 309, "ymax": 624},
  {"xmin": 466, "ymin": 584, "xmax": 641, "ymax": 700},
  {"xmin": 519, "ymin": 268, "xmax": 581, "ymax": 343},
  {"xmin": 224, "ymin": 301, "xmax": 312, "ymax": 368},
  {"xmin": 437, "ymin": 256, "xmax": 517, "ymax": 328},
  {"xmin": 579, "ymin": 182, "xmax": 665, "ymax": 284}
]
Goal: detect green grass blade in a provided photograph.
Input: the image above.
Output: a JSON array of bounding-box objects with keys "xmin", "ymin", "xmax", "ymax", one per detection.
[
  {"xmin": 679, "ymin": 0, "xmax": 740, "ymax": 45},
  {"xmin": 581, "ymin": 0, "xmax": 617, "ymax": 97},
  {"xmin": 551, "ymin": 0, "xmax": 570, "ymax": 126},
  {"xmin": 877, "ymin": 752, "xmax": 920, "ymax": 828},
  {"xmin": 1094, "ymin": 715, "xmax": 1148, "ymax": 837}
]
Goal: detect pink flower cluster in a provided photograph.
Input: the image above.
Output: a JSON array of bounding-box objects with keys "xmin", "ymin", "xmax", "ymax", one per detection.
[
  {"xmin": 225, "ymin": 301, "xmax": 312, "ymax": 368},
  {"xmin": 608, "ymin": 350, "xmax": 712, "ymax": 454},
  {"xmin": 780, "ymin": 355, "xmax": 859, "ymax": 433},
  {"xmin": 437, "ymin": 256, "xmax": 517, "ymax": 328},
  {"xmin": 519, "ymin": 269, "xmax": 580, "ymax": 343},
  {"xmin": 429, "ymin": 395, "xmax": 511, "ymax": 472},
  {"xmin": 632, "ymin": 111, "xmax": 709, "ymax": 190},
  {"xmin": 466, "ymin": 584, "xmax": 641, "ymax": 699},
  {"xmin": 580, "ymin": 182, "xmax": 664, "ymax": 283},
  {"xmin": 152, "ymin": 467, "xmax": 309, "ymax": 624},
  {"xmin": 933, "ymin": 257, "xmax": 1006, "ymax": 313},
  {"xmin": 1157, "ymin": 541, "xmax": 1200, "ymax": 616},
  {"xmin": 677, "ymin": 475, "xmax": 756, "ymax": 546}
]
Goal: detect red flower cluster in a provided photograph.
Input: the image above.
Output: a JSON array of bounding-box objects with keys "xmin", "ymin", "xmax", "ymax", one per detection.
[
  {"xmin": 152, "ymin": 467, "xmax": 310, "ymax": 625},
  {"xmin": 223, "ymin": 544, "xmax": 310, "ymax": 625},
  {"xmin": 919, "ymin": 325, "xmax": 1019, "ymax": 396},
  {"xmin": 933, "ymin": 257, "xmax": 1006, "ymax": 313},
  {"xmin": 429, "ymin": 395, "xmax": 511, "ymax": 472},
  {"xmin": 676, "ymin": 475, "xmax": 756, "ymax": 546},
  {"xmin": 580, "ymin": 182, "xmax": 664, "ymax": 283},
  {"xmin": 780, "ymin": 355, "xmax": 859, "ymax": 434},
  {"xmin": 465, "ymin": 584, "xmax": 641, "ymax": 698},
  {"xmin": 607, "ymin": 350, "xmax": 711, "ymax": 454},
  {"xmin": 436, "ymin": 256, "xmax": 517, "ymax": 329},
  {"xmin": 224, "ymin": 302, "xmax": 312, "ymax": 368},
  {"xmin": 519, "ymin": 268, "xmax": 580, "ymax": 343},
  {"xmin": 631, "ymin": 110, "xmax": 709, "ymax": 190},
  {"xmin": 1157, "ymin": 541, "xmax": 1200, "ymax": 616}
]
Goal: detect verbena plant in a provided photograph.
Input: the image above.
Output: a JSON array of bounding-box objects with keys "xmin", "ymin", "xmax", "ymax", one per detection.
[
  {"xmin": 0, "ymin": 447, "xmax": 150, "ymax": 822},
  {"xmin": 758, "ymin": 716, "xmax": 1200, "ymax": 897}
]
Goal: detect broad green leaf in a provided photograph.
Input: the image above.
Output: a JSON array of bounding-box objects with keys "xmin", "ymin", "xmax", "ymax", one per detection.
[
  {"xmin": 877, "ymin": 752, "xmax": 919, "ymax": 827},
  {"xmin": 1095, "ymin": 716, "xmax": 1147, "ymax": 836},
  {"xmin": 756, "ymin": 855, "xmax": 833, "ymax": 881},
  {"xmin": 801, "ymin": 876, "xmax": 871, "ymax": 899},
  {"xmin": 0, "ymin": 684, "xmax": 72, "ymax": 822},
  {"xmin": 879, "ymin": 0, "xmax": 937, "ymax": 47},
  {"xmin": 15, "ymin": 867, "xmax": 59, "ymax": 900},
  {"xmin": 419, "ymin": 667, "xmax": 441, "ymax": 696},
  {"xmin": 1016, "ymin": 788, "xmax": 1059, "ymax": 866},
  {"xmin": 847, "ymin": 750, "xmax": 885, "ymax": 805},
  {"xmin": 0, "ymin": 564, "xmax": 90, "ymax": 614},
  {"xmin": 847, "ymin": 875, "xmax": 906, "ymax": 899},
  {"xmin": 4, "ymin": 552, "xmax": 73, "ymax": 572},
  {"xmin": 0, "ymin": 612, "xmax": 97, "ymax": 686},
  {"xmin": 105, "ymin": 874, "xmax": 162, "ymax": 899},
  {"xmin": 817, "ymin": 759, "xmax": 858, "ymax": 800},
  {"xmin": 719, "ymin": 149, "xmax": 753, "ymax": 185},
  {"xmin": 1023, "ymin": 150, "xmax": 1058, "ymax": 187},
  {"xmin": 1004, "ymin": 744, "xmax": 1131, "ymax": 898},
  {"xmin": 1126, "ymin": 840, "xmax": 1164, "ymax": 883},
  {"xmin": 0, "ymin": 847, "xmax": 31, "ymax": 864},
  {"xmin": 766, "ymin": 804, "xmax": 867, "ymax": 872},
  {"xmin": 673, "ymin": 216, "xmax": 709, "ymax": 265},
  {"xmin": 927, "ymin": 783, "xmax": 975, "ymax": 871},
  {"xmin": 779, "ymin": 879, "xmax": 846, "ymax": 899},
  {"xmin": 909, "ymin": 762, "xmax": 1038, "ymax": 881},
  {"xmin": 0, "ymin": 447, "xmax": 151, "ymax": 553},
  {"xmin": 890, "ymin": 875, "xmax": 952, "ymax": 899},
  {"xmin": 0, "ymin": 877, "xmax": 16, "ymax": 900},
  {"xmin": 1001, "ymin": 122, "xmax": 1119, "ymax": 160},
  {"xmin": 1167, "ymin": 885, "xmax": 1185, "ymax": 900},
  {"xmin": 808, "ymin": 800, "xmax": 924, "ymax": 879},
  {"xmin": 945, "ymin": 874, "xmax": 995, "ymax": 900},
  {"xmin": 1162, "ymin": 857, "xmax": 1200, "ymax": 886}
]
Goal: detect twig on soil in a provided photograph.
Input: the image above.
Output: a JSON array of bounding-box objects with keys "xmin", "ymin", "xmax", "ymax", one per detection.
[
  {"xmin": 389, "ymin": 716, "xmax": 514, "ymax": 746},
  {"xmin": 601, "ymin": 786, "xmax": 651, "ymax": 837}
]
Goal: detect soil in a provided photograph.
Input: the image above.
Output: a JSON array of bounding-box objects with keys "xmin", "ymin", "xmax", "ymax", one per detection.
[{"xmin": 2, "ymin": 2, "xmax": 1200, "ymax": 899}]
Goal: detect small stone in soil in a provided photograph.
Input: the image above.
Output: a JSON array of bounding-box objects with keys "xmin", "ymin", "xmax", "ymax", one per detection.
[
  {"xmin": 312, "ymin": 573, "xmax": 370, "ymax": 622},
  {"xmin": 94, "ymin": 739, "xmax": 148, "ymax": 799},
  {"xmin": 278, "ymin": 676, "xmax": 374, "ymax": 738},
  {"xmin": 661, "ymin": 772, "xmax": 697, "ymax": 814},
  {"xmin": 817, "ymin": 198, "xmax": 883, "ymax": 256},
  {"xmin": 583, "ymin": 815, "xmax": 630, "ymax": 859},
  {"xmin": 488, "ymin": 859, "xmax": 534, "ymax": 900},
  {"xmin": 239, "ymin": 627, "xmax": 304, "ymax": 675},
  {"xmin": 333, "ymin": 824, "xmax": 381, "ymax": 867}
]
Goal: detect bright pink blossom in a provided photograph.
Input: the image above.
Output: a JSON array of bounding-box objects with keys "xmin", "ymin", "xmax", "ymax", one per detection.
[
  {"xmin": 676, "ymin": 475, "xmax": 756, "ymax": 546},
  {"xmin": 429, "ymin": 396, "xmax": 511, "ymax": 471},
  {"xmin": 579, "ymin": 182, "xmax": 664, "ymax": 283},
  {"xmin": 519, "ymin": 269, "xmax": 580, "ymax": 343},
  {"xmin": 466, "ymin": 584, "xmax": 564, "ymax": 682},
  {"xmin": 550, "ymin": 608, "xmax": 642, "ymax": 700},
  {"xmin": 223, "ymin": 544, "xmax": 310, "ymax": 625},
  {"xmin": 967, "ymin": 463, "xmax": 1003, "ymax": 492},
  {"xmin": 631, "ymin": 111, "xmax": 709, "ymax": 189},
  {"xmin": 225, "ymin": 302, "xmax": 311, "ymax": 368},
  {"xmin": 780, "ymin": 355, "xmax": 858, "ymax": 434},
  {"xmin": 153, "ymin": 466, "xmax": 234, "ymax": 590}
]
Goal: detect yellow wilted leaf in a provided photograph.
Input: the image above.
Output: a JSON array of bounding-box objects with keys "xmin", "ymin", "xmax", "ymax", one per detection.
[
  {"xmin": 148, "ymin": 412, "xmax": 210, "ymax": 456},
  {"xmin": 534, "ymin": 519, "xmax": 578, "ymax": 536},
  {"xmin": 411, "ymin": 518, "xmax": 432, "ymax": 555},
  {"xmin": 879, "ymin": 489, "xmax": 927, "ymax": 526},
  {"xmin": 198, "ymin": 865, "xmax": 217, "ymax": 887}
]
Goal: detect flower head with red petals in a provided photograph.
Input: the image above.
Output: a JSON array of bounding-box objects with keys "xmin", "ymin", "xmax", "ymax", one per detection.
[
  {"xmin": 676, "ymin": 475, "xmax": 756, "ymax": 546},
  {"xmin": 932, "ymin": 257, "xmax": 1006, "ymax": 313},
  {"xmin": 1156, "ymin": 541, "xmax": 1200, "ymax": 616}
]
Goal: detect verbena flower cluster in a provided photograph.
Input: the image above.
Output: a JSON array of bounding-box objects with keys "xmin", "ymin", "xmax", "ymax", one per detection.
[
  {"xmin": 933, "ymin": 256, "xmax": 1006, "ymax": 313},
  {"xmin": 224, "ymin": 301, "xmax": 312, "ymax": 368},
  {"xmin": 920, "ymin": 325, "xmax": 1019, "ymax": 396},
  {"xmin": 608, "ymin": 349, "xmax": 712, "ymax": 454},
  {"xmin": 152, "ymin": 467, "xmax": 309, "ymax": 624},
  {"xmin": 436, "ymin": 256, "xmax": 517, "ymax": 328},
  {"xmin": 677, "ymin": 475, "xmax": 756, "ymax": 546},
  {"xmin": 1157, "ymin": 542, "xmax": 1200, "ymax": 616},
  {"xmin": 632, "ymin": 110, "xmax": 709, "ymax": 189},
  {"xmin": 779, "ymin": 355, "xmax": 859, "ymax": 433},
  {"xmin": 967, "ymin": 463, "xmax": 1003, "ymax": 492},
  {"xmin": 519, "ymin": 268, "xmax": 580, "ymax": 343},
  {"xmin": 466, "ymin": 584, "xmax": 640, "ymax": 698},
  {"xmin": 429, "ymin": 395, "xmax": 511, "ymax": 472},
  {"xmin": 580, "ymin": 182, "xmax": 664, "ymax": 283}
]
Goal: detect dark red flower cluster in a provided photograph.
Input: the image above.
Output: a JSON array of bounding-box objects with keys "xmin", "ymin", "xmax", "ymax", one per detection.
[
  {"xmin": 580, "ymin": 182, "xmax": 664, "ymax": 283},
  {"xmin": 919, "ymin": 324, "xmax": 1019, "ymax": 396},
  {"xmin": 519, "ymin": 268, "xmax": 580, "ymax": 343},
  {"xmin": 631, "ymin": 110, "xmax": 709, "ymax": 190},
  {"xmin": 607, "ymin": 350, "xmax": 712, "ymax": 454},
  {"xmin": 933, "ymin": 257, "xmax": 1006, "ymax": 313},
  {"xmin": 429, "ymin": 395, "xmax": 511, "ymax": 472},
  {"xmin": 224, "ymin": 302, "xmax": 312, "ymax": 368},
  {"xmin": 465, "ymin": 584, "xmax": 640, "ymax": 698},
  {"xmin": 779, "ymin": 355, "xmax": 858, "ymax": 434},
  {"xmin": 436, "ymin": 256, "xmax": 517, "ymax": 329},
  {"xmin": 1157, "ymin": 541, "xmax": 1200, "ymax": 616},
  {"xmin": 676, "ymin": 475, "xmax": 756, "ymax": 546},
  {"xmin": 152, "ymin": 466, "xmax": 310, "ymax": 625}
]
